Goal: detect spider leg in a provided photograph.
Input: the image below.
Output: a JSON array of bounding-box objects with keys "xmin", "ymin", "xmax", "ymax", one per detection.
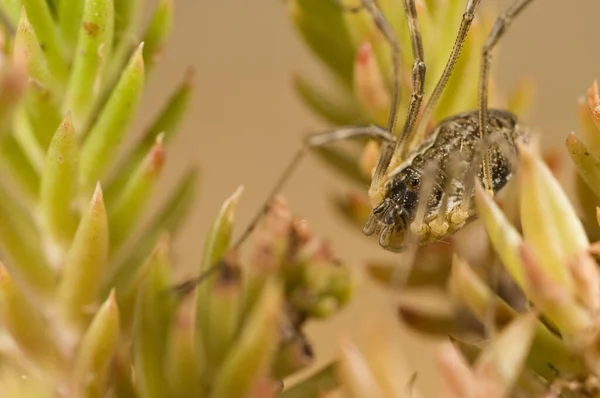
[
  {"xmin": 478, "ymin": 0, "xmax": 537, "ymax": 193},
  {"xmin": 172, "ymin": 125, "xmax": 395, "ymax": 296},
  {"xmin": 413, "ymin": 0, "xmax": 484, "ymax": 149}
]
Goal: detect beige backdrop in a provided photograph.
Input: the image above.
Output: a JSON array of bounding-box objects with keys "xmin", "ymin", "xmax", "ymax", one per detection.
[{"xmin": 135, "ymin": 0, "xmax": 600, "ymax": 395}]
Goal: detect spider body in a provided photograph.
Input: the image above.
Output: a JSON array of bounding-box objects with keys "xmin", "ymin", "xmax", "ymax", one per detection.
[{"xmin": 365, "ymin": 109, "xmax": 527, "ymax": 250}]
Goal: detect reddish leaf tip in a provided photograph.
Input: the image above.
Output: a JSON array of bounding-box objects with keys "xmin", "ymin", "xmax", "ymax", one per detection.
[{"xmin": 356, "ymin": 41, "xmax": 373, "ymax": 66}]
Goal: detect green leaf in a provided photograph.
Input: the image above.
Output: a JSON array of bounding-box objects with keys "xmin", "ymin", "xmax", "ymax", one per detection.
[
  {"xmin": 290, "ymin": 0, "xmax": 355, "ymax": 85},
  {"xmin": 472, "ymin": 313, "xmax": 537, "ymax": 397},
  {"xmin": 40, "ymin": 113, "xmax": 79, "ymax": 261},
  {"xmin": 58, "ymin": 0, "xmax": 85, "ymax": 52},
  {"xmin": 567, "ymin": 132, "xmax": 600, "ymax": 200},
  {"xmin": 0, "ymin": 0, "xmax": 21, "ymax": 26},
  {"xmin": 57, "ymin": 184, "xmax": 109, "ymax": 331},
  {"xmin": 104, "ymin": 168, "xmax": 197, "ymax": 302},
  {"xmin": 0, "ymin": 181, "xmax": 54, "ymax": 297},
  {"xmin": 106, "ymin": 69, "xmax": 194, "ymax": 200},
  {"xmin": 133, "ymin": 238, "xmax": 175, "ymax": 398},
  {"xmin": 165, "ymin": 301, "xmax": 204, "ymax": 398},
  {"xmin": 107, "ymin": 136, "xmax": 165, "ymax": 252},
  {"xmin": 519, "ymin": 144, "xmax": 588, "ymax": 295},
  {"xmin": 73, "ymin": 290, "xmax": 120, "ymax": 398},
  {"xmin": 195, "ymin": 186, "xmax": 243, "ymax": 375},
  {"xmin": 21, "ymin": 0, "xmax": 68, "ymax": 82},
  {"xmin": 14, "ymin": 8, "xmax": 57, "ymax": 96},
  {"xmin": 450, "ymin": 256, "xmax": 587, "ymax": 377},
  {"xmin": 201, "ymin": 260, "xmax": 243, "ymax": 378},
  {"xmin": 142, "ymin": 0, "xmax": 173, "ymax": 73},
  {"xmin": 63, "ymin": 0, "xmax": 115, "ymax": 134},
  {"xmin": 12, "ymin": 106, "xmax": 44, "ymax": 172},
  {"xmin": 209, "ymin": 278, "xmax": 282, "ymax": 398},
  {"xmin": 102, "ymin": 0, "xmax": 141, "ymax": 96},
  {"xmin": 79, "ymin": 43, "xmax": 145, "ymax": 197},
  {"xmin": 474, "ymin": 183, "xmax": 527, "ymax": 290},
  {"xmin": 0, "ymin": 265, "xmax": 64, "ymax": 372},
  {"xmin": 113, "ymin": 0, "xmax": 141, "ymax": 48},
  {"xmin": 0, "ymin": 135, "xmax": 39, "ymax": 201},
  {"xmin": 24, "ymin": 79, "xmax": 62, "ymax": 150}
]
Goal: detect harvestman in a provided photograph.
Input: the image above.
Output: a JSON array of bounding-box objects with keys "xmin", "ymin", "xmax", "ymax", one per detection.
[{"xmin": 174, "ymin": 0, "xmax": 536, "ymax": 294}]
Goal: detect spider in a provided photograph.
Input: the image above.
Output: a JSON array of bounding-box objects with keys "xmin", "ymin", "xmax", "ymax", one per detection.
[{"xmin": 174, "ymin": 0, "xmax": 536, "ymax": 294}]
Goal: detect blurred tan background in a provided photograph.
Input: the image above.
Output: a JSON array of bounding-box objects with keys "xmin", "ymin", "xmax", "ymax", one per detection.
[{"xmin": 135, "ymin": 0, "xmax": 600, "ymax": 395}]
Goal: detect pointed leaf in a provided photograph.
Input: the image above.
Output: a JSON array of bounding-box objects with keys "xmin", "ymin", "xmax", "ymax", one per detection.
[
  {"xmin": 209, "ymin": 278, "xmax": 282, "ymax": 398},
  {"xmin": 519, "ymin": 143, "xmax": 588, "ymax": 294},
  {"xmin": 567, "ymin": 132, "xmax": 600, "ymax": 200},
  {"xmin": 0, "ymin": 135, "xmax": 39, "ymax": 200},
  {"xmin": 40, "ymin": 113, "xmax": 79, "ymax": 262},
  {"xmin": 63, "ymin": 0, "xmax": 115, "ymax": 133},
  {"xmin": 113, "ymin": 0, "xmax": 142, "ymax": 48},
  {"xmin": 196, "ymin": 186, "xmax": 243, "ymax": 372},
  {"xmin": 58, "ymin": 184, "xmax": 109, "ymax": 330},
  {"xmin": 0, "ymin": 0, "xmax": 20, "ymax": 26},
  {"xmin": 107, "ymin": 136, "xmax": 166, "ymax": 252},
  {"xmin": 58, "ymin": 0, "xmax": 85, "ymax": 51},
  {"xmin": 165, "ymin": 300, "xmax": 204, "ymax": 398},
  {"xmin": 472, "ymin": 313, "xmax": 537, "ymax": 398},
  {"xmin": 450, "ymin": 255, "xmax": 586, "ymax": 377},
  {"xmin": 12, "ymin": 105, "xmax": 44, "ymax": 171},
  {"xmin": 519, "ymin": 244, "xmax": 594, "ymax": 340},
  {"xmin": 72, "ymin": 290, "xmax": 120, "ymax": 398},
  {"xmin": 289, "ymin": 0, "xmax": 355, "ymax": 85},
  {"xmin": 79, "ymin": 43, "xmax": 144, "ymax": 196},
  {"xmin": 142, "ymin": 0, "xmax": 173, "ymax": 72},
  {"xmin": 0, "ymin": 265, "xmax": 64, "ymax": 372},
  {"xmin": 105, "ymin": 168, "xmax": 198, "ymax": 295},
  {"xmin": 133, "ymin": 237, "xmax": 175, "ymax": 398},
  {"xmin": 14, "ymin": 8, "xmax": 56, "ymax": 92},
  {"xmin": 21, "ymin": 0, "xmax": 67, "ymax": 81},
  {"xmin": 438, "ymin": 342, "xmax": 475, "ymax": 398},
  {"xmin": 106, "ymin": 69, "xmax": 194, "ymax": 200},
  {"xmin": 474, "ymin": 183, "xmax": 527, "ymax": 290},
  {"xmin": 353, "ymin": 41, "xmax": 390, "ymax": 125},
  {"xmin": 337, "ymin": 339, "xmax": 385, "ymax": 398},
  {"xmin": 0, "ymin": 181, "xmax": 54, "ymax": 296},
  {"xmin": 201, "ymin": 259, "xmax": 243, "ymax": 377},
  {"xmin": 25, "ymin": 79, "xmax": 62, "ymax": 150}
]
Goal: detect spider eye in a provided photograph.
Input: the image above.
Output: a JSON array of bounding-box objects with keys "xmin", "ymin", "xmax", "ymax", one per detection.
[{"xmin": 408, "ymin": 177, "xmax": 420, "ymax": 188}]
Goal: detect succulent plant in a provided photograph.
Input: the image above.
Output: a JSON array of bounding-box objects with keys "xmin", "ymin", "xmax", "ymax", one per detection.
[{"xmin": 0, "ymin": 0, "xmax": 355, "ymax": 397}]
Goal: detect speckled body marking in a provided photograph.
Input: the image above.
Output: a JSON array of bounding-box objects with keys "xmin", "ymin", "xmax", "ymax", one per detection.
[{"xmin": 364, "ymin": 109, "xmax": 527, "ymax": 250}]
